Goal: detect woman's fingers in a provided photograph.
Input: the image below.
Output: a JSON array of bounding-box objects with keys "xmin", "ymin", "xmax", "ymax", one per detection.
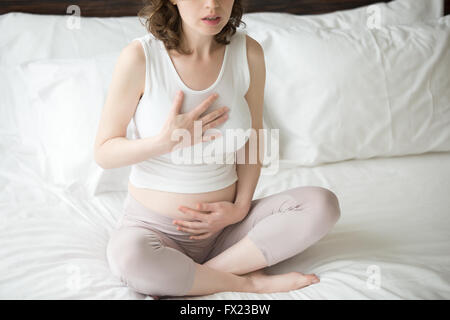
[
  {"xmin": 190, "ymin": 232, "xmax": 213, "ymax": 240},
  {"xmin": 199, "ymin": 106, "xmax": 229, "ymax": 125},
  {"xmin": 202, "ymin": 113, "xmax": 228, "ymax": 133},
  {"xmin": 202, "ymin": 132, "xmax": 222, "ymax": 142},
  {"xmin": 174, "ymin": 221, "xmax": 209, "ymax": 234},
  {"xmin": 178, "ymin": 206, "xmax": 210, "ymax": 220},
  {"xmin": 173, "ymin": 219, "xmax": 208, "ymax": 230},
  {"xmin": 177, "ymin": 226, "xmax": 209, "ymax": 234}
]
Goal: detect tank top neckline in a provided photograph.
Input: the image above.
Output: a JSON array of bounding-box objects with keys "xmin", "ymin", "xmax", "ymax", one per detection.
[{"xmin": 159, "ymin": 38, "xmax": 230, "ymax": 94}]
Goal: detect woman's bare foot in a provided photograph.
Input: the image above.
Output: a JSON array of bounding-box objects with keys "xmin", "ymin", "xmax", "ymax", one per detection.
[{"xmin": 244, "ymin": 268, "xmax": 320, "ymax": 293}]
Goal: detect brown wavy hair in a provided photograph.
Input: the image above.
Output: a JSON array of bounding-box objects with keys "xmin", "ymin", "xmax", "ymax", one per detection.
[{"xmin": 137, "ymin": 0, "xmax": 247, "ymax": 56}]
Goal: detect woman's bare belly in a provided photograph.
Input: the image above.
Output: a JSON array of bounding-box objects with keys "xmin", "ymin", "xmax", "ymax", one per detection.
[{"xmin": 128, "ymin": 181, "xmax": 237, "ymax": 221}]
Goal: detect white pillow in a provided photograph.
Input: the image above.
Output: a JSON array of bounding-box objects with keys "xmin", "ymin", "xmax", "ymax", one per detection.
[
  {"xmin": 0, "ymin": 0, "xmax": 443, "ymax": 65},
  {"xmin": 248, "ymin": 16, "xmax": 450, "ymax": 166},
  {"xmin": 18, "ymin": 52, "xmax": 133, "ymax": 195},
  {"xmin": 241, "ymin": 0, "xmax": 444, "ymax": 31},
  {"xmin": 0, "ymin": 13, "xmax": 147, "ymax": 194},
  {"xmin": 0, "ymin": 13, "xmax": 147, "ymax": 65},
  {"xmin": 0, "ymin": 65, "xmax": 24, "ymax": 139}
]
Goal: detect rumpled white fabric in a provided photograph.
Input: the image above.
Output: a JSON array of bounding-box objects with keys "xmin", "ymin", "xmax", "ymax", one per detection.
[{"xmin": 1, "ymin": 141, "xmax": 449, "ymax": 299}]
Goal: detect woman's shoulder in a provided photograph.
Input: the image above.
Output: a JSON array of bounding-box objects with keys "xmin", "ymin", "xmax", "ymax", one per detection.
[
  {"xmin": 120, "ymin": 39, "xmax": 147, "ymax": 70},
  {"xmin": 242, "ymin": 33, "xmax": 263, "ymax": 55},
  {"xmin": 231, "ymin": 30, "xmax": 263, "ymax": 57},
  {"xmin": 235, "ymin": 31, "xmax": 264, "ymax": 69},
  {"xmin": 112, "ymin": 39, "xmax": 147, "ymax": 97}
]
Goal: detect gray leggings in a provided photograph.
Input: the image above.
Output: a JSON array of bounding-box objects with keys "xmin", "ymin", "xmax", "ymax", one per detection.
[{"xmin": 106, "ymin": 186, "xmax": 341, "ymax": 297}]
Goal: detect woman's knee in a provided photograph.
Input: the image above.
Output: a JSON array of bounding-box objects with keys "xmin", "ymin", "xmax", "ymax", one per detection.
[
  {"xmin": 106, "ymin": 228, "xmax": 161, "ymax": 289},
  {"xmin": 106, "ymin": 228, "xmax": 196, "ymax": 296},
  {"xmin": 311, "ymin": 187, "xmax": 341, "ymax": 224},
  {"xmin": 107, "ymin": 228, "xmax": 148, "ymax": 277},
  {"xmin": 106, "ymin": 230, "xmax": 125, "ymax": 278},
  {"xmin": 290, "ymin": 186, "xmax": 340, "ymax": 222}
]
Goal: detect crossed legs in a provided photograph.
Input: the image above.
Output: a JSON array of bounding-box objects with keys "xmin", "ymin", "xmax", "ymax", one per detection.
[
  {"xmin": 106, "ymin": 186, "xmax": 341, "ymax": 297},
  {"xmin": 184, "ymin": 186, "xmax": 341, "ymax": 296},
  {"xmin": 202, "ymin": 186, "xmax": 341, "ymax": 274}
]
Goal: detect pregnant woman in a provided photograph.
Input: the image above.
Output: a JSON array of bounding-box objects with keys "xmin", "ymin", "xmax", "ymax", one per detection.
[{"xmin": 95, "ymin": 0, "xmax": 341, "ymax": 299}]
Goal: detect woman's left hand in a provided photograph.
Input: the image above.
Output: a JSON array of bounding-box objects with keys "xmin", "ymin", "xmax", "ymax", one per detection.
[{"xmin": 173, "ymin": 201, "xmax": 248, "ymax": 240}]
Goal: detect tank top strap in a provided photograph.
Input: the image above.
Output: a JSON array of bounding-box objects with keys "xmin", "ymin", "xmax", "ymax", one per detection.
[
  {"xmin": 232, "ymin": 30, "xmax": 251, "ymax": 96},
  {"xmin": 131, "ymin": 34, "xmax": 153, "ymax": 94}
]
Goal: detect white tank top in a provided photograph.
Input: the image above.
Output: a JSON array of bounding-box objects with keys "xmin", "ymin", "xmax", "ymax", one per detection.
[{"xmin": 128, "ymin": 30, "xmax": 252, "ymax": 193}]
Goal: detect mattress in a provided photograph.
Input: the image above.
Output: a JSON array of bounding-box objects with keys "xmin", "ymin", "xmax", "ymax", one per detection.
[{"xmin": 1, "ymin": 143, "xmax": 449, "ymax": 299}]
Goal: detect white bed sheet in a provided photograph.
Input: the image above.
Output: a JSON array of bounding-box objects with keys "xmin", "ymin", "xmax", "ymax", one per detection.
[{"xmin": 1, "ymin": 138, "xmax": 449, "ymax": 299}]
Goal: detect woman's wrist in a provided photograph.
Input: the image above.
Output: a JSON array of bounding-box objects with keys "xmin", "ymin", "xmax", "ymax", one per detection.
[{"xmin": 233, "ymin": 201, "xmax": 251, "ymax": 223}]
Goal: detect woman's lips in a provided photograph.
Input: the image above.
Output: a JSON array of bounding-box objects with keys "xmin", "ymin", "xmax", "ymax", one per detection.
[{"xmin": 202, "ymin": 17, "xmax": 221, "ymax": 26}]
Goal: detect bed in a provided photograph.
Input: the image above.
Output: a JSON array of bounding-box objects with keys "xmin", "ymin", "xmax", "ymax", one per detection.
[{"xmin": 1, "ymin": 0, "xmax": 449, "ymax": 300}]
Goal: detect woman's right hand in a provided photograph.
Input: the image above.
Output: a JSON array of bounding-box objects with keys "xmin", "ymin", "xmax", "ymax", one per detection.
[{"xmin": 159, "ymin": 90, "xmax": 230, "ymax": 153}]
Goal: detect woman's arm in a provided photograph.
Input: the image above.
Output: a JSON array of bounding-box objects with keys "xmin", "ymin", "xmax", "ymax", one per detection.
[
  {"xmin": 233, "ymin": 35, "xmax": 266, "ymax": 222},
  {"xmin": 94, "ymin": 41, "xmax": 170, "ymax": 169}
]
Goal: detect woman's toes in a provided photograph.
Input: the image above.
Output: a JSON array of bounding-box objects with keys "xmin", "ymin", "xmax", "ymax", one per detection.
[
  {"xmin": 294, "ymin": 273, "xmax": 319, "ymax": 286},
  {"xmin": 310, "ymin": 274, "xmax": 320, "ymax": 283}
]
